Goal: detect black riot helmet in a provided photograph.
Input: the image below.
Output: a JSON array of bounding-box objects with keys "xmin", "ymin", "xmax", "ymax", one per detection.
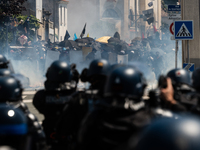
[
  {"xmin": 87, "ymin": 59, "xmax": 110, "ymax": 78},
  {"xmin": 192, "ymin": 67, "xmax": 200, "ymax": 91},
  {"xmin": 0, "ymin": 69, "xmax": 11, "ymax": 76},
  {"xmin": 0, "ymin": 76, "xmax": 23, "ymax": 102},
  {"xmin": 45, "ymin": 60, "xmax": 77, "ymax": 91},
  {"xmin": 135, "ymin": 116, "xmax": 200, "ymax": 150},
  {"xmin": 167, "ymin": 68, "xmax": 191, "ymax": 86},
  {"xmin": 0, "ymin": 104, "xmax": 28, "ymax": 149},
  {"xmin": 46, "ymin": 60, "xmax": 72, "ymax": 82},
  {"xmin": 104, "ymin": 66, "xmax": 147, "ymax": 99},
  {"xmin": 0, "ymin": 55, "xmax": 9, "ymax": 68}
]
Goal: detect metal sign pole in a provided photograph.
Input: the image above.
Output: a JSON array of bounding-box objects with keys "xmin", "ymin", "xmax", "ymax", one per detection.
[
  {"xmin": 187, "ymin": 40, "xmax": 190, "ymax": 63},
  {"xmin": 175, "ymin": 40, "xmax": 178, "ymax": 68}
]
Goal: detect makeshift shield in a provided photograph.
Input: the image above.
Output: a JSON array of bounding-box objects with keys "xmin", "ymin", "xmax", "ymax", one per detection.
[
  {"xmin": 108, "ymin": 52, "xmax": 117, "ymax": 64},
  {"xmin": 117, "ymin": 54, "xmax": 129, "ymax": 64}
]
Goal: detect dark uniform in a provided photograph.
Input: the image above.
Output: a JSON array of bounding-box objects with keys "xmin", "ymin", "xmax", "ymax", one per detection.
[
  {"xmin": 78, "ymin": 66, "xmax": 153, "ymax": 150},
  {"xmin": 33, "ymin": 60, "xmax": 79, "ymax": 149},
  {"xmin": 0, "ymin": 76, "xmax": 46, "ymax": 150},
  {"xmin": 0, "ymin": 104, "xmax": 29, "ymax": 150},
  {"xmin": 160, "ymin": 69, "xmax": 194, "ymax": 112},
  {"xmin": 54, "ymin": 59, "xmax": 111, "ymax": 150},
  {"xmin": 135, "ymin": 116, "xmax": 200, "ymax": 150}
]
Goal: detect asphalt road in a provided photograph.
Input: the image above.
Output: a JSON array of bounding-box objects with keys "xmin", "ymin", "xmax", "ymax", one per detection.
[{"xmin": 23, "ymin": 88, "xmax": 44, "ymax": 122}]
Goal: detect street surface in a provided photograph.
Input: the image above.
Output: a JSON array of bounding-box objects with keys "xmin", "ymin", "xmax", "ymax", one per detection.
[{"xmin": 23, "ymin": 88, "xmax": 44, "ymax": 123}]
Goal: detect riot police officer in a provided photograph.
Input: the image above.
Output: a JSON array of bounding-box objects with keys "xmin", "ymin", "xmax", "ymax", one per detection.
[
  {"xmin": 192, "ymin": 67, "xmax": 200, "ymax": 93},
  {"xmin": 0, "ymin": 69, "xmax": 12, "ymax": 76},
  {"xmin": 0, "ymin": 54, "xmax": 29, "ymax": 88},
  {"xmin": 135, "ymin": 116, "xmax": 200, "ymax": 150},
  {"xmin": 0, "ymin": 104, "xmax": 28, "ymax": 150},
  {"xmin": 161, "ymin": 69, "xmax": 193, "ymax": 110},
  {"xmin": 81, "ymin": 59, "xmax": 110, "ymax": 96},
  {"xmin": 0, "ymin": 76, "xmax": 46, "ymax": 150},
  {"xmin": 78, "ymin": 66, "xmax": 152, "ymax": 150},
  {"xmin": 0, "ymin": 54, "xmax": 10, "ymax": 69},
  {"xmin": 33, "ymin": 60, "xmax": 79, "ymax": 149},
  {"xmin": 54, "ymin": 59, "xmax": 111, "ymax": 150}
]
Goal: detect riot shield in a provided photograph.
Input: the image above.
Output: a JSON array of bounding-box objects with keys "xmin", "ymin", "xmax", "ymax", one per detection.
[
  {"xmin": 108, "ymin": 52, "xmax": 117, "ymax": 64},
  {"xmin": 45, "ymin": 50, "xmax": 60, "ymax": 71},
  {"xmin": 117, "ymin": 54, "xmax": 128, "ymax": 64},
  {"xmin": 94, "ymin": 50, "xmax": 101, "ymax": 59},
  {"xmin": 82, "ymin": 47, "xmax": 92, "ymax": 61}
]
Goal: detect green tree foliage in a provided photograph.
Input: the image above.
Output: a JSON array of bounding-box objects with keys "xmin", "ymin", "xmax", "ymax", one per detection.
[
  {"xmin": 17, "ymin": 15, "xmax": 40, "ymax": 29},
  {"xmin": 0, "ymin": 14, "xmax": 40, "ymax": 53},
  {"xmin": 0, "ymin": 0, "xmax": 27, "ymax": 16},
  {"xmin": 0, "ymin": 0, "xmax": 27, "ymax": 27}
]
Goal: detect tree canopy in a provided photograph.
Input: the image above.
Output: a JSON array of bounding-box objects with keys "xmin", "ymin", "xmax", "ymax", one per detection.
[{"xmin": 0, "ymin": 0, "xmax": 27, "ymax": 16}]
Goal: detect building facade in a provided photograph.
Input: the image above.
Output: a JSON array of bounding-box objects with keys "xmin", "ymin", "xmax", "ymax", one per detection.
[
  {"xmin": 22, "ymin": 0, "xmax": 69, "ymax": 42},
  {"xmin": 67, "ymin": 0, "xmax": 161, "ymax": 41}
]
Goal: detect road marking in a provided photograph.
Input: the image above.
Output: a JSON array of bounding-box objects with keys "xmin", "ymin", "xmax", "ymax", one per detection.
[
  {"xmin": 23, "ymin": 99, "xmax": 32, "ymax": 103},
  {"xmin": 23, "ymin": 91, "xmax": 37, "ymax": 95},
  {"xmin": 22, "ymin": 96, "xmax": 27, "ymax": 99}
]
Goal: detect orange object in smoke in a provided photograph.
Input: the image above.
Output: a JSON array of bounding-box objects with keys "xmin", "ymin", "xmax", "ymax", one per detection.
[{"xmin": 96, "ymin": 36, "xmax": 111, "ymax": 44}]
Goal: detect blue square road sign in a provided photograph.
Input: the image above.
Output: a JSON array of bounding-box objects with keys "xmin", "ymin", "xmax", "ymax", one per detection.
[
  {"xmin": 183, "ymin": 63, "xmax": 195, "ymax": 72},
  {"xmin": 174, "ymin": 20, "xmax": 194, "ymax": 40}
]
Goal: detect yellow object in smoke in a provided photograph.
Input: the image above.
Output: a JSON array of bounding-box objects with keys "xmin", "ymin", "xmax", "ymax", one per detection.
[{"xmin": 96, "ymin": 36, "xmax": 111, "ymax": 44}]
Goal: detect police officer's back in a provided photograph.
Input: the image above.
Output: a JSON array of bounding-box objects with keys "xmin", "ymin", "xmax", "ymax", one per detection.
[
  {"xmin": 135, "ymin": 116, "xmax": 200, "ymax": 150},
  {"xmin": 192, "ymin": 67, "xmax": 200, "ymax": 93},
  {"xmin": 0, "ymin": 104, "xmax": 28, "ymax": 150},
  {"xmin": 0, "ymin": 76, "xmax": 46, "ymax": 150},
  {"xmin": 33, "ymin": 60, "xmax": 78, "ymax": 148},
  {"xmin": 55, "ymin": 59, "xmax": 110, "ymax": 149},
  {"xmin": 78, "ymin": 66, "xmax": 152, "ymax": 150}
]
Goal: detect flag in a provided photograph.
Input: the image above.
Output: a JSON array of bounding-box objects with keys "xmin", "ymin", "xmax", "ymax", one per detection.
[
  {"xmin": 142, "ymin": 33, "xmax": 145, "ymax": 40},
  {"xmin": 80, "ymin": 23, "xmax": 86, "ymax": 38},
  {"xmin": 74, "ymin": 33, "xmax": 78, "ymax": 41},
  {"xmin": 153, "ymin": 25, "xmax": 158, "ymax": 33},
  {"xmin": 64, "ymin": 30, "xmax": 70, "ymax": 40},
  {"xmin": 87, "ymin": 33, "xmax": 89, "ymax": 37}
]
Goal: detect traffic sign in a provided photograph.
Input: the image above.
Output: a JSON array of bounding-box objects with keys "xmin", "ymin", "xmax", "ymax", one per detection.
[
  {"xmin": 168, "ymin": 5, "xmax": 181, "ymax": 12},
  {"xmin": 168, "ymin": 14, "xmax": 181, "ymax": 20},
  {"xmin": 169, "ymin": 22, "xmax": 174, "ymax": 35},
  {"xmin": 174, "ymin": 20, "xmax": 194, "ymax": 40},
  {"xmin": 183, "ymin": 63, "xmax": 195, "ymax": 72}
]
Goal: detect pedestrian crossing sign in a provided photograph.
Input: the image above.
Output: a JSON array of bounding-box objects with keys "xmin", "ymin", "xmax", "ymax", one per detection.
[{"xmin": 174, "ymin": 21, "xmax": 193, "ymax": 40}]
